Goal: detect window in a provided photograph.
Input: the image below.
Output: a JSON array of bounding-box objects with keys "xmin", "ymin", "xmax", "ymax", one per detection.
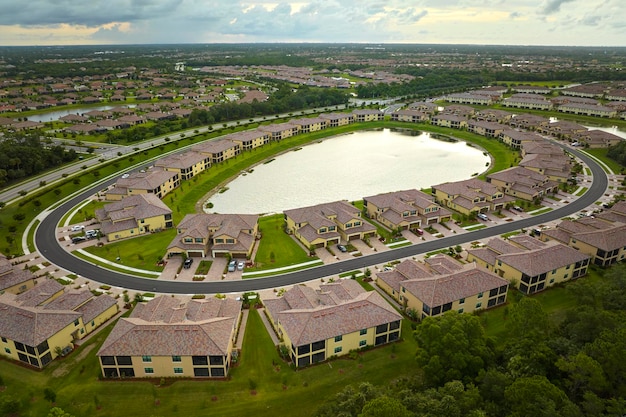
[
  {"xmin": 172, "ymin": 355, "xmax": 181, "ymax": 362},
  {"xmin": 195, "ymin": 238, "xmax": 203, "ymax": 243},
  {"xmin": 458, "ymin": 309, "xmax": 464, "ymax": 313},
  {"xmin": 478, "ymin": 292, "xmax": 483, "ymax": 298},
  {"xmin": 226, "ymin": 239, "xmax": 235, "ymax": 244},
  {"xmin": 4, "ymin": 348, "xmax": 10, "ymax": 354},
  {"xmin": 174, "ymin": 368, "xmax": 183, "ymax": 374},
  {"xmin": 142, "ymin": 355, "xmax": 152, "ymax": 362},
  {"xmin": 476, "ymin": 302, "xmax": 482, "ymax": 309},
  {"xmin": 144, "ymin": 368, "xmax": 154, "ymax": 374},
  {"xmin": 1, "ymin": 337, "xmax": 6, "ymax": 343},
  {"xmin": 334, "ymin": 347, "xmax": 342, "ymax": 354},
  {"xmin": 459, "ymin": 298, "xmax": 465, "ymax": 304},
  {"xmin": 334, "ymin": 335, "xmax": 342, "ymax": 342},
  {"xmin": 359, "ymin": 329, "xmax": 367, "ymax": 335},
  {"xmin": 74, "ymin": 319, "xmax": 80, "ymax": 326},
  {"xmin": 359, "ymin": 340, "xmax": 367, "ymax": 347}
]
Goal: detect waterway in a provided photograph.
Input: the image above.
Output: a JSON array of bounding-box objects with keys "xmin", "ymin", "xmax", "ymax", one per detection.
[
  {"xmin": 27, "ymin": 105, "xmax": 135, "ymax": 122},
  {"xmin": 205, "ymin": 129, "xmax": 491, "ymax": 215}
]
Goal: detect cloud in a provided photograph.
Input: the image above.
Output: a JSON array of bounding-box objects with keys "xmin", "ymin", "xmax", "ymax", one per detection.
[
  {"xmin": 539, "ymin": 0, "xmax": 577, "ymax": 15},
  {"xmin": 509, "ymin": 11, "xmax": 521, "ymax": 19},
  {"xmin": 0, "ymin": 0, "xmax": 184, "ymax": 27}
]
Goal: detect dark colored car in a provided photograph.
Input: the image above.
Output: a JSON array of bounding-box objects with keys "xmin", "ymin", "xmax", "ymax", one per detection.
[
  {"xmin": 337, "ymin": 244, "xmax": 348, "ymax": 253},
  {"xmin": 183, "ymin": 258, "xmax": 193, "ymax": 269}
]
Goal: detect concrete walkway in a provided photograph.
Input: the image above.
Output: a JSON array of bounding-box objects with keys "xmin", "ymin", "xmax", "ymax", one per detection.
[
  {"xmin": 234, "ymin": 309, "xmax": 249, "ymax": 349},
  {"xmin": 256, "ymin": 307, "xmax": 280, "ymax": 346}
]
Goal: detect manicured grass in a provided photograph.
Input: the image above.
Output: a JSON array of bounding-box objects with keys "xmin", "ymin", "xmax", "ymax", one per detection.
[
  {"xmin": 479, "ymin": 271, "xmax": 596, "ymax": 344},
  {"xmin": 250, "ymin": 214, "xmax": 317, "ymax": 270},
  {"xmin": 81, "ymin": 229, "xmax": 177, "ymax": 272},
  {"xmin": 72, "ymin": 251, "xmax": 160, "ymax": 278},
  {"xmin": 583, "ymin": 148, "xmax": 624, "ymax": 174},
  {"xmin": 0, "ymin": 307, "xmax": 418, "ymax": 417},
  {"xmin": 575, "ymin": 188, "xmax": 589, "ymax": 196},
  {"xmin": 195, "ymin": 260, "xmax": 213, "ymax": 275},
  {"xmin": 68, "ymin": 200, "xmax": 107, "ymax": 224}
]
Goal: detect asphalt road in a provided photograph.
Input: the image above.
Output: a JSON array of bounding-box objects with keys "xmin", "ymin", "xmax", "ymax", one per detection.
[{"xmin": 34, "ymin": 144, "xmax": 608, "ymax": 295}]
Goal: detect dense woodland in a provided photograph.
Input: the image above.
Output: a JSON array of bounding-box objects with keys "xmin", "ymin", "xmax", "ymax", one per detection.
[
  {"xmin": 315, "ymin": 264, "xmax": 626, "ymax": 417},
  {"xmin": 0, "ymin": 134, "xmax": 76, "ymax": 186}
]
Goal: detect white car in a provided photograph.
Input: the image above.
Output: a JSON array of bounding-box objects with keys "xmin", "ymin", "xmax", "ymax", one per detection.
[
  {"xmin": 477, "ymin": 213, "xmax": 489, "ymax": 221},
  {"xmin": 237, "ymin": 261, "xmax": 245, "ymax": 271},
  {"xmin": 121, "ymin": 173, "xmax": 130, "ymax": 179},
  {"xmin": 70, "ymin": 225, "xmax": 85, "ymax": 232}
]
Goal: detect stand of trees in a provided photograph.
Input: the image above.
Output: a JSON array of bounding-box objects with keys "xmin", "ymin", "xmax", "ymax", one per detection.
[
  {"xmin": 187, "ymin": 85, "xmax": 349, "ymax": 127},
  {"xmin": 606, "ymin": 141, "xmax": 626, "ymax": 170},
  {"xmin": 315, "ymin": 264, "xmax": 626, "ymax": 417},
  {"xmin": 0, "ymin": 133, "xmax": 77, "ymax": 186}
]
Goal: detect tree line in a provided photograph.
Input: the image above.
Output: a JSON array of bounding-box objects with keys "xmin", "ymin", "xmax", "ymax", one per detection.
[
  {"xmin": 315, "ymin": 264, "xmax": 626, "ymax": 417},
  {"xmin": 186, "ymin": 85, "xmax": 349, "ymax": 127},
  {"xmin": 0, "ymin": 134, "xmax": 77, "ymax": 186}
]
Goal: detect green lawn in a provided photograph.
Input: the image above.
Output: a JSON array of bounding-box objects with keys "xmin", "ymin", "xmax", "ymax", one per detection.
[
  {"xmin": 81, "ymin": 229, "xmax": 177, "ymax": 272},
  {"xmin": 583, "ymin": 148, "xmax": 624, "ymax": 174},
  {"xmin": 69, "ymin": 200, "xmax": 107, "ymax": 224},
  {"xmin": 0, "ymin": 306, "xmax": 419, "ymax": 417},
  {"xmin": 250, "ymin": 214, "xmax": 316, "ymax": 270}
]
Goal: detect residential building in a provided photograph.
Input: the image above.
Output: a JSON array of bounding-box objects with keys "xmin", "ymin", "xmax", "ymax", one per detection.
[
  {"xmin": 0, "ymin": 253, "xmax": 36, "ymax": 295},
  {"xmin": 430, "ymin": 114, "xmax": 468, "ymax": 129},
  {"xmin": 502, "ymin": 94, "xmax": 553, "ymax": 111},
  {"xmin": 263, "ymin": 280, "xmax": 402, "ymax": 367},
  {"xmin": 573, "ymin": 129, "xmax": 623, "ymax": 148},
  {"xmin": 518, "ymin": 153, "xmax": 572, "ymax": 183},
  {"xmin": 0, "ymin": 280, "xmax": 118, "ymax": 369},
  {"xmin": 352, "ymin": 109, "xmax": 384, "ymax": 122},
  {"xmin": 557, "ymin": 103, "xmax": 617, "ymax": 118},
  {"xmin": 391, "ymin": 109, "xmax": 429, "ymax": 123},
  {"xmin": 363, "ymin": 189, "xmax": 451, "ymax": 230},
  {"xmin": 290, "ymin": 117, "xmax": 327, "ymax": 133},
  {"xmin": 319, "ymin": 112, "xmax": 354, "ymax": 127},
  {"xmin": 467, "ymin": 236, "xmax": 590, "ymax": 294},
  {"xmin": 257, "ymin": 122, "xmax": 299, "ymax": 141},
  {"xmin": 96, "ymin": 194, "xmax": 173, "ymax": 242},
  {"xmin": 225, "ymin": 130, "xmax": 270, "ymax": 151},
  {"xmin": 487, "ymin": 166, "xmax": 559, "ymax": 201},
  {"xmin": 400, "ymin": 263, "xmax": 509, "ymax": 318},
  {"xmin": 98, "ymin": 296, "xmax": 241, "ymax": 378},
  {"xmin": 499, "ymin": 129, "xmax": 543, "ymax": 149},
  {"xmin": 167, "ymin": 213, "xmax": 259, "ymax": 258},
  {"xmin": 541, "ymin": 220, "xmax": 626, "ymax": 267},
  {"xmin": 106, "ymin": 168, "xmax": 180, "ymax": 201},
  {"xmin": 192, "ymin": 139, "xmax": 241, "ymax": 164},
  {"xmin": 467, "ymin": 120, "xmax": 506, "ymax": 138},
  {"xmin": 474, "ymin": 109, "xmax": 513, "ymax": 123},
  {"xmin": 154, "ymin": 151, "xmax": 211, "ymax": 180},
  {"xmin": 445, "ymin": 92, "xmax": 493, "ymax": 105},
  {"xmin": 431, "ymin": 178, "xmax": 513, "ymax": 215},
  {"xmin": 284, "ymin": 200, "xmax": 377, "ymax": 249}
]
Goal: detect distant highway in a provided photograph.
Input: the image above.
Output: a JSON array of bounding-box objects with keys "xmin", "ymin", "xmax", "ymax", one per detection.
[{"xmin": 34, "ymin": 145, "xmax": 608, "ymax": 295}]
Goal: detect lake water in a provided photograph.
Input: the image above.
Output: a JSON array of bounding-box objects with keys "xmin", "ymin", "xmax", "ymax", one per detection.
[
  {"xmin": 28, "ymin": 105, "xmax": 135, "ymax": 122},
  {"xmin": 204, "ymin": 129, "xmax": 491, "ymax": 215}
]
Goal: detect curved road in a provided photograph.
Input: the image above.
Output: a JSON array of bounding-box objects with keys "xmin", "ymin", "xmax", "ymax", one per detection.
[{"xmin": 35, "ymin": 145, "xmax": 608, "ymax": 295}]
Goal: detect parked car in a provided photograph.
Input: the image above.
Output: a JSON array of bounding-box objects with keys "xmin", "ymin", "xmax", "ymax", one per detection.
[
  {"xmin": 85, "ymin": 229, "xmax": 99, "ymax": 239},
  {"xmin": 237, "ymin": 261, "xmax": 245, "ymax": 271},
  {"xmin": 70, "ymin": 225, "xmax": 85, "ymax": 232},
  {"xmin": 337, "ymin": 244, "xmax": 347, "ymax": 253},
  {"xmin": 415, "ymin": 228, "xmax": 424, "ymax": 235},
  {"xmin": 183, "ymin": 258, "xmax": 193, "ymax": 269},
  {"xmin": 512, "ymin": 206, "xmax": 523, "ymax": 212},
  {"xmin": 228, "ymin": 260, "xmax": 236, "ymax": 272},
  {"xmin": 71, "ymin": 236, "xmax": 86, "ymax": 244},
  {"xmin": 477, "ymin": 213, "xmax": 489, "ymax": 221}
]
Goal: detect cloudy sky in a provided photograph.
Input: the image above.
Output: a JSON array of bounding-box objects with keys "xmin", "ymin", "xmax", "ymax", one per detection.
[{"xmin": 0, "ymin": 0, "xmax": 624, "ymax": 46}]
